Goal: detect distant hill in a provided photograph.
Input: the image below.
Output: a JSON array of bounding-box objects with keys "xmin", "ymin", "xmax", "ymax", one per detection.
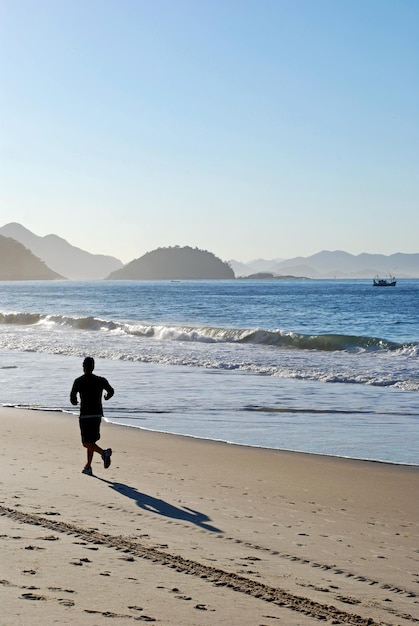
[
  {"xmin": 240, "ymin": 272, "xmax": 304, "ymax": 280},
  {"xmin": 229, "ymin": 258, "xmax": 284, "ymax": 277},
  {"xmin": 228, "ymin": 259, "xmax": 253, "ymax": 277},
  {"xmin": 107, "ymin": 246, "xmax": 235, "ymax": 280},
  {"xmin": 0, "ymin": 223, "xmax": 123, "ymax": 280},
  {"xmin": 271, "ymin": 251, "xmax": 419, "ymax": 278},
  {"xmin": 230, "ymin": 251, "xmax": 419, "ymax": 278},
  {"xmin": 247, "ymin": 258, "xmax": 285, "ymax": 272},
  {"xmin": 0, "ymin": 234, "xmax": 64, "ymax": 280}
]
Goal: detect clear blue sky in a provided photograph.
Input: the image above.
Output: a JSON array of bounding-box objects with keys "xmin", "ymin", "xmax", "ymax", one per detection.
[{"xmin": 1, "ymin": 0, "xmax": 418, "ymax": 263}]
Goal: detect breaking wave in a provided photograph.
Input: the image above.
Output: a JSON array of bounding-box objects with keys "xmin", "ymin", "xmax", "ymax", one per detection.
[{"xmin": 0, "ymin": 311, "xmax": 415, "ymax": 354}]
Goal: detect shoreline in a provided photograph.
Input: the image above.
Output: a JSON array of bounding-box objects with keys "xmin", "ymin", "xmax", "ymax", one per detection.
[
  {"xmin": 1, "ymin": 406, "xmax": 418, "ymax": 625},
  {"xmin": 107, "ymin": 419, "xmax": 419, "ymax": 467},
  {"xmin": 106, "ymin": 419, "xmax": 419, "ymax": 468},
  {"xmin": 3, "ymin": 403, "xmax": 419, "ymax": 468}
]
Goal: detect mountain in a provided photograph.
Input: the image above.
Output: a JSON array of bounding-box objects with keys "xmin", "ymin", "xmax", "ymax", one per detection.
[
  {"xmin": 228, "ymin": 259, "xmax": 253, "ymax": 277},
  {"xmin": 0, "ymin": 234, "xmax": 64, "ymax": 280},
  {"xmin": 271, "ymin": 251, "xmax": 419, "ymax": 278},
  {"xmin": 229, "ymin": 251, "xmax": 419, "ymax": 278},
  {"xmin": 107, "ymin": 246, "xmax": 235, "ymax": 280},
  {"xmin": 0, "ymin": 223, "xmax": 123, "ymax": 280},
  {"xmin": 229, "ymin": 258, "xmax": 284, "ymax": 277},
  {"xmin": 247, "ymin": 258, "xmax": 285, "ymax": 272}
]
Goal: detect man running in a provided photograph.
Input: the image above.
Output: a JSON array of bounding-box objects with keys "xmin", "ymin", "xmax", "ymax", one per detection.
[{"xmin": 70, "ymin": 356, "xmax": 114, "ymax": 476}]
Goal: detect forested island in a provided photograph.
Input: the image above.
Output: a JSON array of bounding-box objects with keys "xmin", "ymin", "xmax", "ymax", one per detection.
[{"xmin": 107, "ymin": 246, "xmax": 234, "ymax": 280}]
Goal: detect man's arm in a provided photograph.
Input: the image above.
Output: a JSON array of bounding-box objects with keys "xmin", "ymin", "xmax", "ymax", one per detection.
[
  {"xmin": 104, "ymin": 380, "xmax": 114, "ymax": 401},
  {"xmin": 70, "ymin": 381, "xmax": 78, "ymax": 406}
]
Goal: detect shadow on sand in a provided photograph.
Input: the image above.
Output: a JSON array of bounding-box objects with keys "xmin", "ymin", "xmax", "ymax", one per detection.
[{"xmin": 95, "ymin": 477, "xmax": 222, "ymax": 533}]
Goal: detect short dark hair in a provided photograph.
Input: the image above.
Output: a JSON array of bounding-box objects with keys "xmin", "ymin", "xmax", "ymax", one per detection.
[{"xmin": 83, "ymin": 356, "xmax": 95, "ymax": 372}]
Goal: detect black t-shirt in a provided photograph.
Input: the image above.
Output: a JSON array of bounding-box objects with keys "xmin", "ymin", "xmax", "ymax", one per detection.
[{"xmin": 70, "ymin": 373, "xmax": 114, "ymax": 417}]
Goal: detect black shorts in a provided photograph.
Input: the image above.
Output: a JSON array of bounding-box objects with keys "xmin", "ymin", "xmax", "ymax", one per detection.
[{"xmin": 79, "ymin": 416, "xmax": 101, "ymax": 444}]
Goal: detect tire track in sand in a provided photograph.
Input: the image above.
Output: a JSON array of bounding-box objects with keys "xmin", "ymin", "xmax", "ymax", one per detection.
[{"xmin": 0, "ymin": 505, "xmax": 385, "ymax": 625}]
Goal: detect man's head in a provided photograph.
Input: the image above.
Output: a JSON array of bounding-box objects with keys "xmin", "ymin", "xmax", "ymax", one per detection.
[{"xmin": 83, "ymin": 356, "xmax": 95, "ymax": 373}]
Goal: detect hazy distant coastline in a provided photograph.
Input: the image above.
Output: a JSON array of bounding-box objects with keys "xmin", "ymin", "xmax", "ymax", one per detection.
[
  {"xmin": 229, "ymin": 251, "xmax": 419, "ymax": 279},
  {"xmin": 0, "ymin": 223, "xmax": 122, "ymax": 280},
  {"xmin": 1, "ymin": 222, "xmax": 419, "ymax": 280}
]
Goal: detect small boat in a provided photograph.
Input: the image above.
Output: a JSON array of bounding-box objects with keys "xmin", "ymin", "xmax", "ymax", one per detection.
[{"xmin": 373, "ymin": 275, "xmax": 396, "ymax": 287}]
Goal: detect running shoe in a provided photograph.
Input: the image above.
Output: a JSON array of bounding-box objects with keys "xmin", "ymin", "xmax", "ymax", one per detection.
[{"xmin": 102, "ymin": 448, "xmax": 112, "ymax": 469}]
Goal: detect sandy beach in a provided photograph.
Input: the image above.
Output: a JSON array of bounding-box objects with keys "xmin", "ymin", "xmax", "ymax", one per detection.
[{"xmin": 0, "ymin": 406, "xmax": 418, "ymax": 625}]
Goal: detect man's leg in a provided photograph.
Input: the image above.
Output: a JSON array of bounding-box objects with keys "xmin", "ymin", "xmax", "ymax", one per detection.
[{"xmin": 84, "ymin": 442, "xmax": 104, "ymax": 468}]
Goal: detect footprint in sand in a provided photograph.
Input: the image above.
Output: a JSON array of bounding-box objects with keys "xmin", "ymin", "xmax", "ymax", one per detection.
[
  {"xmin": 58, "ymin": 598, "xmax": 75, "ymax": 607},
  {"xmin": 21, "ymin": 592, "xmax": 46, "ymax": 601}
]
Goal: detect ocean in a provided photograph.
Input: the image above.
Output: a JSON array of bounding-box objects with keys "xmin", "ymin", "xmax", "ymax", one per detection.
[{"xmin": 1, "ymin": 279, "xmax": 418, "ymax": 465}]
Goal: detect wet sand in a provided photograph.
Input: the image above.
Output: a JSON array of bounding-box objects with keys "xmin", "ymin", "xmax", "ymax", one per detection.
[{"xmin": 0, "ymin": 406, "xmax": 418, "ymax": 625}]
